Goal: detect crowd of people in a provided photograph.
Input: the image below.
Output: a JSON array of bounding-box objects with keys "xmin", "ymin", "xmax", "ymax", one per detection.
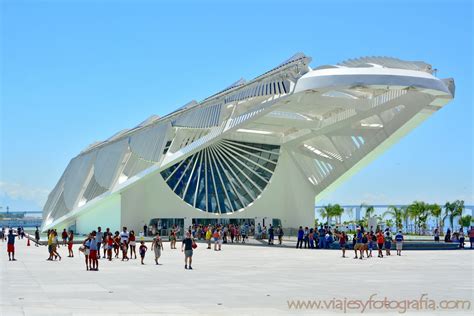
[
  {"xmin": 187, "ymin": 223, "xmax": 284, "ymax": 246},
  {"xmin": 2, "ymin": 223, "xmax": 474, "ymax": 267},
  {"xmin": 436, "ymin": 227, "xmax": 470, "ymax": 248}
]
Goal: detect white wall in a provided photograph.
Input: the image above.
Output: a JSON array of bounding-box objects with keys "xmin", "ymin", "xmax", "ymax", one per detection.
[{"xmin": 75, "ymin": 194, "xmax": 121, "ymax": 234}]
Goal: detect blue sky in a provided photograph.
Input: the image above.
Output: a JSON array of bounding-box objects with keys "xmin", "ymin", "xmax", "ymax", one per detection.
[{"xmin": 0, "ymin": 0, "xmax": 472, "ymax": 212}]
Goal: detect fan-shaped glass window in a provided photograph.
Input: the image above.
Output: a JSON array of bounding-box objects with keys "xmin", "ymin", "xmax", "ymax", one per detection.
[{"xmin": 161, "ymin": 140, "xmax": 280, "ymax": 214}]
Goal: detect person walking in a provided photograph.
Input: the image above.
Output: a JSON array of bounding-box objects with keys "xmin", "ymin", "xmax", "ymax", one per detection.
[
  {"xmin": 67, "ymin": 230, "xmax": 74, "ymax": 257},
  {"xmin": 46, "ymin": 230, "xmax": 54, "ymax": 260},
  {"xmin": 277, "ymin": 226, "xmax": 284, "ymax": 245},
  {"xmin": 7, "ymin": 229, "xmax": 17, "ymax": 261},
  {"xmin": 50, "ymin": 231, "xmax": 61, "ymax": 261},
  {"xmin": 169, "ymin": 227, "xmax": 177, "ymax": 249},
  {"xmin": 34, "ymin": 227, "xmax": 40, "ymax": 247},
  {"xmin": 103, "ymin": 228, "xmax": 110, "ymax": 258},
  {"xmin": 318, "ymin": 225, "xmax": 325, "ymax": 249},
  {"xmin": 308, "ymin": 228, "xmax": 315, "ymax": 249},
  {"xmin": 89, "ymin": 231, "xmax": 99, "ymax": 271},
  {"xmin": 354, "ymin": 228, "xmax": 363, "ymax": 259},
  {"xmin": 96, "ymin": 227, "xmax": 103, "ymax": 259},
  {"xmin": 213, "ymin": 229, "xmax": 219, "ymax": 251},
  {"xmin": 181, "ymin": 232, "xmax": 195, "ymax": 270},
  {"xmin": 362, "ymin": 232, "xmax": 369, "ymax": 258},
  {"xmin": 82, "ymin": 234, "xmax": 91, "ymax": 270},
  {"xmin": 296, "ymin": 226, "xmax": 304, "ymax": 249},
  {"xmin": 376, "ymin": 230, "xmax": 384, "ymax": 258},
  {"xmin": 384, "ymin": 229, "xmax": 392, "ymax": 256},
  {"xmin": 120, "ymin": 227, "xmax": 129, "ymax": 261},
  {"xmin": 106, "ymin": 232, "xmax": 115, "ymax": 261},
  {"xmin": 395, "ymin": 230, "xmax": 404, "ymax": 256},
  {"xmin": 268, "ymin": 224, "xmax": 274, "ymax": 245},
  {"xmin": 240, "ymin": 225, "xmax": 247, "ymax": 244},
  {"xmin": 303, "ymin": 227, "xmax": 309, "ymax": 248},
  {"xmin": 338, "ymin": 231, "xmax": 347, "ymax": 258},
  {"xmin": 129, "ymin": 230, "xmax": 137, "ymax": 259},
  {"xmin": 139, "ymin": 241, "xmax": 147, "ymax": 265},
  {"xmin": 205, "ymin": 226, "xmax": 212, "ymax": 249},
  {"xmin": 256, "ymin": 223, "xmax": 262, "ymax": 240},
  {"xmin": 113, "ymin": 231, "xmax": 121, "ymax": 258},
  {"xmin": 152, "ymin": 234, "xmax": 164, "ymax": 265},
  {"xmin": 61, "ymin": 229, "xmax": 68, "ymax": 245}
]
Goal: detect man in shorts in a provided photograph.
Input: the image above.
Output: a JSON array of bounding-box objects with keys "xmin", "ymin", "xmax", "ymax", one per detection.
[
  {"xmin": 395, "ymin": 230, "xmax": 404, "ymax": 256},
  {"xmin": 181, "ymin": 232, "xmax": 194, "ymax": 270},
  {"xmin": 96, "ymin": 227, "xmax": 103, "ymax": 260},
  {"xmin": 89, "ymin": 231, "xmax": 99, "ymax": 271},
  {"xmin": 120, "ymin": 227, "xmax": 129, "ymax": 260},
  {"xmin": 354, "ymin": 228, "xmax": 364, "ymax": 259},
  {"xmin": 7, "ymin": 229, "xmax": 17, "ymax": 261}
]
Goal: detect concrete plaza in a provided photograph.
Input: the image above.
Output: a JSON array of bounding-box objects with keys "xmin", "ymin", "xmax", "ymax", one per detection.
[{"xmin": 1, "ymin": 239, "xmax": 472, "ymax": 315}]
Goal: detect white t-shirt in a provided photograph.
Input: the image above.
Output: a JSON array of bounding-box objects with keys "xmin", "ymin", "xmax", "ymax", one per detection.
[{"xmin": 120, "ymin": 231, "xmax": 129, "ymax": 243}]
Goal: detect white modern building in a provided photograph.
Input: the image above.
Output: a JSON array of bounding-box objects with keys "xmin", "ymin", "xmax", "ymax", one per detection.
[{"xmin": 41, "ymin": 53, "xmax": 455, "ymax": 234}]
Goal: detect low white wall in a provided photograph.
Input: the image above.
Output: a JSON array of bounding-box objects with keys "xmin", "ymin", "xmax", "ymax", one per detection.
[{"xmin": 120, "ymin": 147, "xmax": 316, "ymax": 233}]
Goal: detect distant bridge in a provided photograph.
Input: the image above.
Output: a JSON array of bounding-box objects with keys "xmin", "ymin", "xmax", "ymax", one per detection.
[
  {"xmin": 0, "ymin": 211, "xmax": 43, "ymax": 214},
  {"xmin": 0, "ymin": 219, "xmax": 43, "ymax": 228}
]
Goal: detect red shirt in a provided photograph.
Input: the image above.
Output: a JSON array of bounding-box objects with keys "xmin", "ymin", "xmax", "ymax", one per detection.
[{"xmin": 376, "ymin": 233, "xmax": 384, "ymax": 244}]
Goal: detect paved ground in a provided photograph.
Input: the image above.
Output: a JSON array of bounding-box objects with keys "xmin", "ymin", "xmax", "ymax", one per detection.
[{"xmin": 1, "ymin": 238, "xmax": 472, "ymax": 315}]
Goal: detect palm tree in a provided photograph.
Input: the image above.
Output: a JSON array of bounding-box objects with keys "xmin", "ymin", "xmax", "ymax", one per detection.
[
  {"xmin": 383, "ymin": 206, "xmax": 403, "ymax": 230},
  {"xmin": 407, "ymin": 201, "xmax": 428, "ymax": 234},
  {"xmin": 319, "ymin": 204, "xmax": 344, "ymax": 226},
  {"xmin": 332, "ymin": 204, "xmax": 344, "ymax": 224},
  {"xmin": 318, "ymin": 207, "xmax": 330, "ymax": 225},
  {"xmin": 458, "ymin": 215, "xmax": 473, "ymax": 230},
  {"xmin": 362, "ymin": 204, "xmax": 376, "ymax": 219},
  {"xmin": 443, "ymin": 200, "xmax": 464, "ymax": 231},
  {"xmin": 402, "ymin": 207, "xmax": 411, "ymax": 233},
  {"xmin": 428, "ymin": 203, "xmax": 442, "ymax": 231}
]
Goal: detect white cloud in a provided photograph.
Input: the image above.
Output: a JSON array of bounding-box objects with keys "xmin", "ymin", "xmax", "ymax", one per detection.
[{"xmin": 0, "ymin": 181, "xmax": 49, "ymax": 208}]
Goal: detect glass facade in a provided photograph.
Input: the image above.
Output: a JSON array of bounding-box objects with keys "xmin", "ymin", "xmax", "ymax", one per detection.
[{"xmin": 161, "ymin": 139, "xmax": 280, "ymax": 214}]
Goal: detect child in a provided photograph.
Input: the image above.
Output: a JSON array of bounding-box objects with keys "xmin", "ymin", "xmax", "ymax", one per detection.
[
  {"xmin": 67, "ymin": 230, "xmax": 74, "ymax": 257},
  {"xmin": 139, "ymin": 241, "xmax": 147, "ymax": 265},
  {"xmin": 106, "ymin": 233, "xmax": 114, "ymax": 261}
]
